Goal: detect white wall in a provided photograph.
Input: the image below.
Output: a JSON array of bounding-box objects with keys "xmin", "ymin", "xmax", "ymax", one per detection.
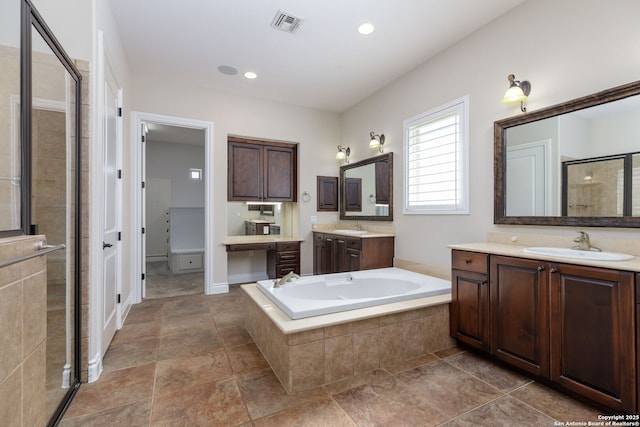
[
  {"xmin": 146, "ymin": 141, "xmax": 205, "ymax": 207},
  {"xmin": 129, "ymin": 77, "xmax": 342, "ymax": 283},
  {"xmin": 31, "ymin": 0, "xmax": 92, "ymax": 61},
  {"xmin": 340, "ymin": 0, "xmax": 640, "ymax": 269}
]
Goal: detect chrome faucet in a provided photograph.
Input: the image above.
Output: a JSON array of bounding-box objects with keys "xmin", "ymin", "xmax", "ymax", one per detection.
[
  {"xmin": 355, "ymin": 221, "xmax": 364, "ymax": 231},
  {"xmin": 273, "ymin": 271, "xmax": 300, "ymax": 288},
  {"xmin": 572, "ymin": 231, "xmax": 601, "ymax": 252}
]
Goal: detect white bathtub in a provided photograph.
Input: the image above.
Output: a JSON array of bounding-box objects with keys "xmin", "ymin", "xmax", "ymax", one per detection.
[{"xmin": 256, "ymin": 267, "xmax": 451, "ymax": 319}]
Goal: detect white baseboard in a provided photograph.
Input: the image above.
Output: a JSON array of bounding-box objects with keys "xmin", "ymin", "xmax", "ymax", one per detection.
[
  {"xmin": 227, "ymin": 272, "xmax": 269, "ymax": 285},
  {"xmin": 206, "ymin": 282, "xmax": 229, "ymax": 295},
  {"xmin": 87, "ymin": 351, "xmax": 103, "ymax": 383},
  {"xmin": 146, "ymin": 255, "xmax": 167, "ymax": 262}
]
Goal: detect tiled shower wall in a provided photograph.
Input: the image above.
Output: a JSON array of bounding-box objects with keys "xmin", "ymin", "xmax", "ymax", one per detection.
[{"xmin": 0, "ymin": 235, "xmax": 49, "ymax": 426}]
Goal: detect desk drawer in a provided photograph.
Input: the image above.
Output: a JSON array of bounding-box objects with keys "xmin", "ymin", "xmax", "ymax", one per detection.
[
  {"xmin": 277, "ymin": 251, "xmax": 300, "ymax": 264},
  {"xmin": 452, "ymin": 250, "xmax": 488, "ymax": 274},
  {"xmin": 277, "ymin": 241, "xmax": 300, "ymax": 252}
]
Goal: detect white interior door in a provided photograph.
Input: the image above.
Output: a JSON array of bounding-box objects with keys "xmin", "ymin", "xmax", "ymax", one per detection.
[
  {"xmin": 506, "ymin": 141, "xmax": 550, "ymax": 216},
  {"xmin": 146, "ymin": 178, "xmax": 171, "ymax": 261},
  {"xmin": 101, "ymin": 65, "xmax": 122, "ymax": 354}
]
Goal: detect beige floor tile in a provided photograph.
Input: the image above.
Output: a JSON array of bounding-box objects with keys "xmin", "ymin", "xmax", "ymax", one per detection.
[
  {"xmin": 159, "ymin": 311, "xmax": 214, "ymax": 336},
  {"xmin": 226, "ymin": 342, "xmax": 270, "ymax": 375},
  {"xmin": 102, "ymin": 337, "xmax": 159, "ymax": 371},
  {"xmin": 157, "ymin": 328, "xmax": 222, "ymax": 360},
  {"xmin": 455, "ymin": 395, "xmax": 555, "ymax": 426},
  {"xmin": 218, "ymin": 325, "xmax": 254, "ymax": 348},
  {"xmin": 253, "ymin": 398, "xmax": 357, "ymax": 427},
  {"xmin": 333, "ymin": 375, "xmax": 449, "ymax": 427},
  {"xmin": 151, "ymin": 378, "xmax": 249, "ymax": 426},
  {"xmin": 445, "ymin": 351, "xmax": 531, "ymax": 392},
  {"xmin": 396, "ymin": 359, "xmax": 503, "ymax": 417},
  {"xmin": 64, "ymin": 363, "xmax": 156, "ymax": 418},
  {"xmin": 236, "ymin": 368, "xmax": 329, "ymax": 420},
  {"xmin": 154, "ymin": 350, "xmax": 233, "ymax": 397},
  {"xmin": 59, "ymin": 400, "xmax": 151, "ymax": 426},
  {"xmin": 510, "ymin": 382, "xmax": 602, "ymax": 422}
]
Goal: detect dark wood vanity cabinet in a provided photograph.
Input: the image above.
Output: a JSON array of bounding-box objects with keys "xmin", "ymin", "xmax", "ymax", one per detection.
[
  {"xmin": 312, "ymin": 232, "xmax": 393, "ymax": 274},
  {"xmin": 266, "ymin": 241, "xmax": 300, "ymax": 278},
  {"xmin": 549, "ymin": 264, "xmax": 635, "ymax": 413},
  {"xmin": 228, "ymin": 137, "xmax": 297, "ymax": 202},
  {"xmin": 490, "ymin": 256, "xmax": 549, "ymax": 378},
  {"xmin": 451, "ymin": 249, "xmax": 637, "ymax": 413},
  {"xmin": 450, "ymin": 251, "xmax": 490, "ymax": 351}
]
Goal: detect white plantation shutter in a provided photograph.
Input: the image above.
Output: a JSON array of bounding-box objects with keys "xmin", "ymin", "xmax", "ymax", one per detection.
[{"xmin": 404, "ymin": 96, "xmax": 469, "ymax": 214}]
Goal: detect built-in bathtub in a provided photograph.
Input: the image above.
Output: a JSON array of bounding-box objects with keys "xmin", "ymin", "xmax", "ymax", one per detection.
[
  {"xmin": 256, "ymin": 267, "xmax": 451, "ymax": 319},
  {"xmin": 243, "ymin": 266, "xmax": 454, "ymax": 393}
]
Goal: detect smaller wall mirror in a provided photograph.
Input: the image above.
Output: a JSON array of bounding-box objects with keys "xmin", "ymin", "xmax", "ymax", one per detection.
[{"xmin": 340, "ymin": 152, "xmax": 393, "ymax": 221}]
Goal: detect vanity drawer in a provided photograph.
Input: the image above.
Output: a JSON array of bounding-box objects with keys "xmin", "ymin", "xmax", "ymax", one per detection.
[
  {"xmin": 276, "ymin": 251, "xmax": 300, "ymax": 264},
  {"xmin": 277, "ymin": 241, "xmax": 300, "ymax": 252},
  {"xmin": 346, "ymin": 238, "xmax": 361, "ymax": 250},
  {"xmin": 452, "ymin": 250, "xmax": 488, "ymax": 274}
]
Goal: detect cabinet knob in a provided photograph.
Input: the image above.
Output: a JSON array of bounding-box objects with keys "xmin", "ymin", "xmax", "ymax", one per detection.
[
  {"xmin": 537, "ymin": 266, "xmax": 545, "ymax": 271},
  {"xmin": 550, "ymin": 268, "xmax": 558, "ymax": 274},
  {"xmin": 465, "ymin": 259, "xmax": 472, "ymax": 264}
]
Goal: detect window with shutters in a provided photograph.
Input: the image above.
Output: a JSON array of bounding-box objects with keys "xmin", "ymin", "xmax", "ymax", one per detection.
[{"xmin": 403, "ymin": 96, "xmax": 469, "ymax": 214}]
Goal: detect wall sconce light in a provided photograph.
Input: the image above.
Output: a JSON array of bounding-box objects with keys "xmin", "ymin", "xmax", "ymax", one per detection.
[
  {"xmin": 369, "ymin": 132, "xmax": 385, "ymax": 153},
  {"xmin": 502, "ymin": 74, "xmax": 531, "ymax": 112},
  {"xmin": 336, "ymin": 145, "xmax": 350, "ymax": 163}
]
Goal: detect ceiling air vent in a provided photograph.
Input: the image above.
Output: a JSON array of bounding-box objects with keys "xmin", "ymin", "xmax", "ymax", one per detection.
[{"xmin": 271, "ymin": 10, "xmax": 304, "ymax": 33}]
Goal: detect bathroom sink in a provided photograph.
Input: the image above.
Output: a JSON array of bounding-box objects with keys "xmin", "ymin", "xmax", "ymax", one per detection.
[
  {"xmin": 333, "ymin": 229, "xmax": 368, "ymax": 235},
  {"xmin": 523, "ymin": 247, "xmax": 634, "ymax": 261}
]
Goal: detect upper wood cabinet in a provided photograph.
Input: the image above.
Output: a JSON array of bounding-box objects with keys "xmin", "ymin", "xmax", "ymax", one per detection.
[
  {"xmin": 228, "ymin": 136, "xmax": 297, "ymax": 202},
  {"xmin": 375, "ymin": 158, "xmax": 390, "ymax": 205}
]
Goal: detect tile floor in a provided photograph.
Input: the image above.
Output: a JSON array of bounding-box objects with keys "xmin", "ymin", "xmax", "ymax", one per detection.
[{"xmin": 61, "ymin": 285, "xmax": 604, "ymax": 426}]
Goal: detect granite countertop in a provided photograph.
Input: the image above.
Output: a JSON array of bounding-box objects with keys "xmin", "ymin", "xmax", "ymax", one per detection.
[
  {"xmin": 223, "ymin": 235, "xmax": 304, "ymax": 245},
  {"xmin": 449, "ymin": 242, "xmax": 640, "ymax": 273}
]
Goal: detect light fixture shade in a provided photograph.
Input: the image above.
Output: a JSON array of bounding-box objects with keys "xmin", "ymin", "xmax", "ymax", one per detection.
[
  {"xmin": 502, "ymin": 85, "xmax": 527, "ymax": 103},
  {"xmin": 369, "ymin": 138, "xmax": 381, "ymax": 149},
  {"xmin": 336, "ymin": 151, "xmax": 346, "ymax": 160}
]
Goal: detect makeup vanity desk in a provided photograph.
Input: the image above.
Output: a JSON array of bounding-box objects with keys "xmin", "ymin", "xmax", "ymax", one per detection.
[{"xmin": 224, "ymin": 235, "xmax": 303, "ymax": 279}]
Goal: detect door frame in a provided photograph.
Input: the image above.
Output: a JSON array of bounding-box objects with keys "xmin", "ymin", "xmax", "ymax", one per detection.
[{"xmin": 130, "ymin": 112, "xmax": 217, "ymax": 303}]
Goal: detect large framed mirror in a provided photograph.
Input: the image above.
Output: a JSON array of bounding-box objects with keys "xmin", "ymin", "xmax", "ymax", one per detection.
[
  {"xmin": 340, "ymin": 152, "xmax": 393, "ymax": 221},
  {"xmin": 495, "ymin": 80, "xmax": 640, "ymax": 227}
]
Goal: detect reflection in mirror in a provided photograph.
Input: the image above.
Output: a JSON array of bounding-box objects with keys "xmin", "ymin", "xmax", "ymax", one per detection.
[
  {"xmin": 495, "ymin": 80, "xmax": 640, "ymax": 227},
  {"xmin": 227, "ymin": 202, "xmax": 294, "ymax": 236},
  {"xmin": 31, "ymin": 25, "xmax": 78, "ymax": 422},
  {"xmin": 340, "ymin": 152, "xmax": 393, "ymax": 221},
  {"xmin": 0, "ymin": 0, "xmax": 22, "ymax": 232}
]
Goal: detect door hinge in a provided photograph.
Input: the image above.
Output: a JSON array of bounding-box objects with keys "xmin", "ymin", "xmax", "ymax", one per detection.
[
  {"xmin": 117, "ymin": 293, "xmax": 121, "ymax": 303},
  {"xmin": 141, "ymin": 134, "xmax": 146, "ymax": 143},
  {"xmin": 141, "ymin": 181, "xmax": 145, "ymax": 189},
  {"xmin": 117, "ymin": 232, "xmax": 122, "ymax": 241},
  {"xmin": 141, "ymin": 273, "xmax": 145, "ymax": 280},
  {"xmin": 117, "ymin": 169, "xmax": 122, "ymax": 179},
  {"xmin": 142, "ymin": 227, "xmax": 145, "ymax": 234},
  {"xmin": 117, "ymin": 107, "xmax": 122, "ymax": 117}
]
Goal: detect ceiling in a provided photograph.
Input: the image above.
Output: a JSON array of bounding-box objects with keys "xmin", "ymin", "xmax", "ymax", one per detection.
[{"xmin": 110, "ymin": 0, "xmax": 525, "ymax": 113}]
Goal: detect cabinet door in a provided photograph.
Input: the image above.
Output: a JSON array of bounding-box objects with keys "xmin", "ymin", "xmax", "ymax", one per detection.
[
  {"xmin": 550, "ymin": 264, "xmax": 635, "ymax": 412},
  {"xmin": 344, "ymin": 177, "xmax": 362, "ymax": 211},
  {"xmin": 346, "ymin": 248, "xmax": 360, "ymax": 271},
  {"xmin": 375, "ymin": 159, "xmax": 390, "ymax": 205},
  {"xmin": 228, "ymin": 141, "xmax": 262, "ymax": 201},
  {"xmin": 451, "ymin": 269, "xmax": 489, "ymax": 351},
  {"xmin": 323, "ymin": 235, "xmax": 337, "ymax": 274},
  {"xmin": 263, "ymin": 145, "xmax": 296, "ymax": 201},
  {"xmin": 490, "ymin": 256, "xmax": 549, "ymax": 377},
  {"xmin": 313, "ymin": 233, "xmax": 324, "ymax": 275},
  {"xmin": 335, "ymin": 237, "xmax": 348, "ymax": 272}
]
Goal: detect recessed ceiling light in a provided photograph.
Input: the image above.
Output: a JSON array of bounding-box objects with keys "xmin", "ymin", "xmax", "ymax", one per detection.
[
  {"xmin": 244, "ymin": 71, "xmax": 257, "ymax": 79},
  {"xmin": 217, "ymin": 65, "xmax": 238, "ymax": 75},
  {"xmin": 358, "ymin": 23, "xmax": 375, "ymax": 35}
]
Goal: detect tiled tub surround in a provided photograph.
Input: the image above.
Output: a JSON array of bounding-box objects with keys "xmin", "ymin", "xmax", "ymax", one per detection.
[
  {"xmin": 243, "ymin": 283, "xmax": 454, "ymax": 393},
  {"xmin": 0, "ymin": 235, "xmax": 49, "ymax": 427}
]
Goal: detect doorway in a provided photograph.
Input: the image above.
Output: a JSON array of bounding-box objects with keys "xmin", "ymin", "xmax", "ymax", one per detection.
[{"xmin": 130, "ymin": 112, "xmax": 214, "ymax": 303}]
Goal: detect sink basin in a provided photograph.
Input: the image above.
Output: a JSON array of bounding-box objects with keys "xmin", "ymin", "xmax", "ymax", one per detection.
[
  {"xmin": 523, "ymin": 247, "xmax": 634, "ymax": 262},
  {"xmin": 333, "ymin": 229, "xmax": 368, "ymax": 235}
]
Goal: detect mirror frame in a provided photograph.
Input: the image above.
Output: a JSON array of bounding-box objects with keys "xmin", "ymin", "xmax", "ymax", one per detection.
[
  {"xmin": 340, "ymin": 152, "xmax": 393, "ymax": 221},
  {"xmin": 494, "ymin": 80, "xmax": 640, "ymax": 228}
]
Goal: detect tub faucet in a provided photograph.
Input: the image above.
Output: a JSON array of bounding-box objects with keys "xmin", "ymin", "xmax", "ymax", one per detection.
[
  {"xmin": 273, "ymin": 271, "xmax": 300, "ymax": 288},
  {"xmin": 572, "ymin": 231, "xmax": 601, "ymax": 252}
]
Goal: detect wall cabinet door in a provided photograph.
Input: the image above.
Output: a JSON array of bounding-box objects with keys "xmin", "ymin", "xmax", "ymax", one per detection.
[
  {"xmin": 228, "ymin": 137, "xmax": 297, "ymax": 202},
  {"xmin": 490, "ymin": 256, "xmax": 549, "ymax": 377},
  {"xmin": 550, "ymin": 264, "xmax": 636, "ymax": 413},
  {"xmin": 228, "ymin": 141, "xmax": 262, "ymax": 201}
]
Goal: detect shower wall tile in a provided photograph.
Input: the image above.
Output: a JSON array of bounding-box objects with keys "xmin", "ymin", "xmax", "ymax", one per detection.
[{"xmin": 0, "ymin": 235, "xmax": 48, "ymax": 426}]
